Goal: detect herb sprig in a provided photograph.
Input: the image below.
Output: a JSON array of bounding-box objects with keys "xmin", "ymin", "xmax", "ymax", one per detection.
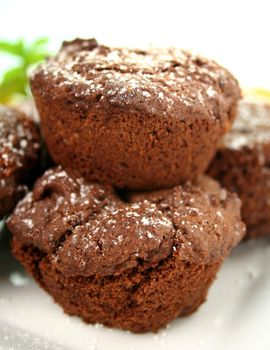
[{"xmin": 0, "ymin": 38, "xmax": 50, "ymax": 103}]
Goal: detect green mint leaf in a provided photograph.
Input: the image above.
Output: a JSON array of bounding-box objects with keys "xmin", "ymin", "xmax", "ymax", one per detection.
[
  {"xmin": 0, "ymin": 67, "xmax": 27, "ymax": 103},
  {"xmin": 0, "ymin": 39, "xmax": 24, "ymax": 56},
  {"xmin": 32, "ymin": 37, "xmax": 50, "ymax": 47},
  {"xmin": 0, "ymin": 37, "xmax": 51, "ymax": 103}
]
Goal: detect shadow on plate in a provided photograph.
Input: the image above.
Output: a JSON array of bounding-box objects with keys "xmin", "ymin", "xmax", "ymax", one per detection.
[
  {"xmin": 0, "ymin": 321, "xmax": 73, "ymax": 350},
  {"xmin": 0, "ymin": 221, "xmax": 25, "ymax": 276}
]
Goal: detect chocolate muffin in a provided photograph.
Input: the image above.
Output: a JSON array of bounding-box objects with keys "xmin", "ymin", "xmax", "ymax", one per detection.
[
  {"xmin": 31, "ymin": 38, "xmax": 241, "ymax": 190},
  {"xmin": 0, "ymin": 105, "xmax": 40, "ymax": 219},
  {"xmin": 208, "ymin": 99, "xmax": 270, "ymax": 238},
  {"xmin": 7, "ymin": 166, "xmax": 245, "ymax": 333}
]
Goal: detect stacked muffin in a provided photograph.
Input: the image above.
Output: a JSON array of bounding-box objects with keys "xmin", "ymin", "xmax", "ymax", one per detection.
[
  {"xmin": 6, "ymin": 39, "xmax": 247, "ymax": 333},
  {"xmin": 208, "ymin": 98, "xmax": 270, "ymax": 238}
]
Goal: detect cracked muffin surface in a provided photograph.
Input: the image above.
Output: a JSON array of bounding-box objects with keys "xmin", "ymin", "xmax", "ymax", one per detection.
[
  {"xmin": 0, "ymin": 105, "xmax": 41, "ymax": 219},
  {"xmin": 7, "ymin": 166, "xmax": 245, "ymax": 332},
  {"xmin": 31, "ymin": 38, "xmax": 241, "ymax": 190}
]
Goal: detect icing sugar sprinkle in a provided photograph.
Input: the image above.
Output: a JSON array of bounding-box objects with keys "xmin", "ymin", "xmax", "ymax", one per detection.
[
  {"xmin": 0, "ymin": 107, "xmax": 38, "ymax": 174},
  {"xmin": 225, "ymin": 100, "xmax": 270, "ymax": 149},
  {"xmin": 33, "ymin": 41, "xmax": 230, "ymax": 117},
  {"xmin": 22, "ymin": 218, "xmax": 33, "ymax": 229}
]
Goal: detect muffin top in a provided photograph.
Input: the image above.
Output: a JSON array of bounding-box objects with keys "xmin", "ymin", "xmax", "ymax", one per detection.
[
  {"xmin": 31, "ymin": 38, "xmax": 240, "ymax": 120},
  {"xmin": 0, "ymin": 106, "xmax": 39, "ymax": 177},
  {"xmin": 223, "ymin": 99, "xmax": 270, "ymax": 149},
  {"xmin": 8, "ymin": 166, "xmax": 245, "ymax": 277},
  {"xmin": 0, "ymin": 105, "xmax": 40, "ymax": 185},
  {"xmin": 0, "ymin": 105, "xmax": 41, "ymax": 218}
]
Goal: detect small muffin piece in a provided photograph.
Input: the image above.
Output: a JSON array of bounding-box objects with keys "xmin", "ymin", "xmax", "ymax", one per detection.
[
  {"xmin": 7, "ymin": 166, "xmax": 245, "ymax": 333},
  {"xmin": 208, "ymin": 99, "xmax": 270, "ymax": 238},
  {"xmin": 31, "ymin": 38, "xmax": 241, "ymax": 190},
  {"xmin": 0, "ymin": 105, "xmax": 41, "ymax": 219}
]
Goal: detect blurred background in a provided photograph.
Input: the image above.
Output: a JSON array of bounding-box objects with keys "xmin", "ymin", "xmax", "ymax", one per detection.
[{"xmin": 0, "ymin": 0, "xmax": 269, "ymax": 89}]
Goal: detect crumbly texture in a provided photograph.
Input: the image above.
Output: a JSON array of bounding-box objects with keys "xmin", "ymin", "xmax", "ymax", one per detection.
[
  {"xmin": 8, "ymin": 167, "xmax": 245, "ymax": 332},
  {"xmin": 0, "ymin": 105, "xmax": 41, "ymax": 219},
  {"xmin": 208, "ymin": 99, "xmax": 270, "ymax": 238},
  {"xmin": 31, "ymin": 38, "xmax": 241, "ymax": 190}
]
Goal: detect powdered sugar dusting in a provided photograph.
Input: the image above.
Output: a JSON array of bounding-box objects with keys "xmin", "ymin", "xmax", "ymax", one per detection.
[
  {"xmin": 32, "ymin": 39, "xmax": 233, "ymax": 117},
  {"xmin": 224, "ymin": 100, "xmax": 270, "ymax": 149},
  {"xmin": 0, "ymin": 106, "xmax": 40, "ymax": 180},
  {"xmin": 8, "ymin": 166, "xmax": 244, "ymax": 276}
]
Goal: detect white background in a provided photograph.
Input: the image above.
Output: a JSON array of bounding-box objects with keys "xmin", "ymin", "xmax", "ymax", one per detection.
[{"xmin": 0, "ymin": 0, "xmax": 270, "ymax": 88}]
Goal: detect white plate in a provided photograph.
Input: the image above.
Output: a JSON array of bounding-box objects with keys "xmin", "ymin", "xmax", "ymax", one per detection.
[{"xmin": 1, "ymin": 227, "xmax": 270, "ymax": 350}]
